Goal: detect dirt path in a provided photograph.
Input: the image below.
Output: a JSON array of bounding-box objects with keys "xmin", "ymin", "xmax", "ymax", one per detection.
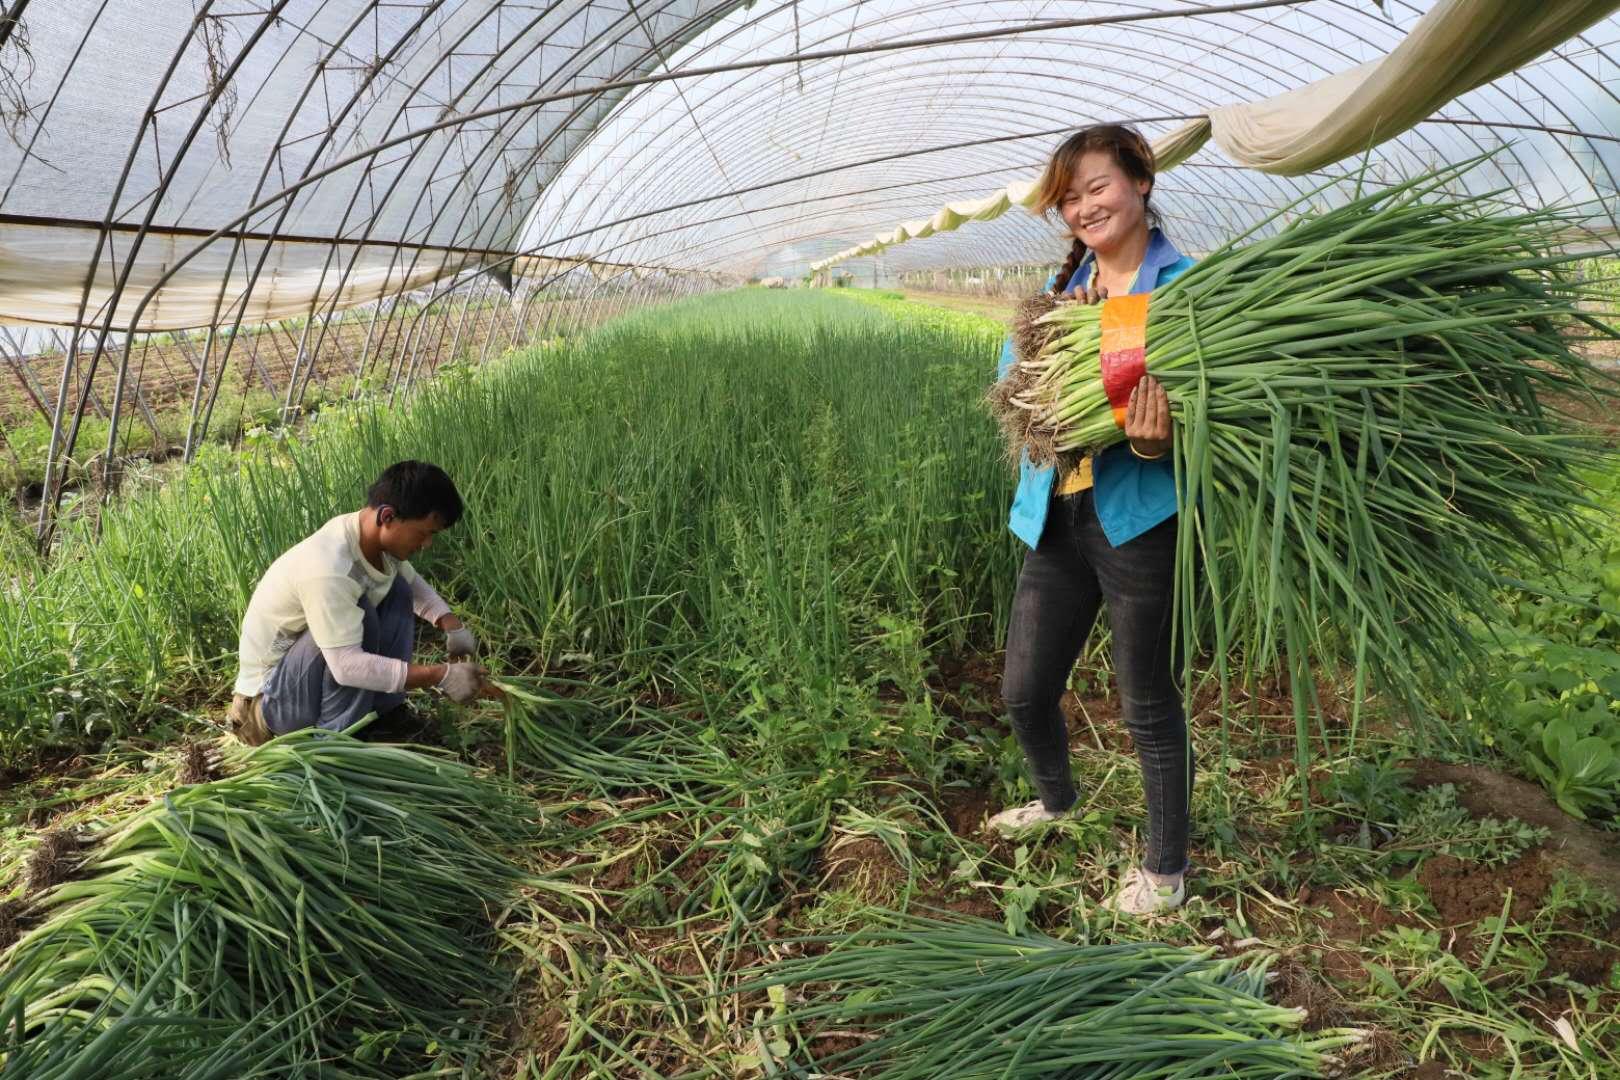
[{"xmin": 898, "ymin": 289, "xmax": 1019, "ymax": 324}]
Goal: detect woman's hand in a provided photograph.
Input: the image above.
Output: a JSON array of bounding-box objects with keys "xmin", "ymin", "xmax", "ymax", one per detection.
[
  {"xmin": 1061, "ymin": 283, "xmax": 1108, "ymax": 305},
  {"xmin": 1124, "ymin": 375, "xmax": 1172, "ymax": 459}
]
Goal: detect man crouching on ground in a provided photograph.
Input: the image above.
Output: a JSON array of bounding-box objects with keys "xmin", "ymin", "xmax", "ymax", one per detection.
[{"xmin": 227, "ymin": 460, "xmax": 491, "ymax": 744}]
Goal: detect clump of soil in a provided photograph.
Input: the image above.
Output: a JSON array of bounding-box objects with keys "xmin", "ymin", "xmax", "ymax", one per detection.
[
  {"xmin": 178, "ymin": 741, "xmax": 216, "ymax": 786},
  {"xmin": 664, "ymin": 840, "xmax": 717, "ymax": 888},
  {"xmin": 928, "ymin": 651, "xmax": 1002, "ymax": 731},
  {"xmin": 1308, "ymin": 887, "xmax": 1401, "ymax": 943},
  {"xmin": 1543, "ymin": 934, "xmax": 1620, "ymax": 985},
  {"xmin": 936, "ymin": 785, "xmax": 992, "ymax": 837},
  {"xmin": 808, "ymin": 1031, "xmax": 867, "ymax": 1062},
  {"xmin": 1406, "ymin": 763, "xmax": 1620, "ymax": 986},
  {"xmin": 0, "ymin": 898, "xmax": 24, "ymax": 952},
  {"xmin": 597, "ymin": 853, "xmax": 638, "ymax": 891},
  {"xmin": 1409, "ymin": 760, "xmax": 1620, "ymax": 899},
  {"xmin": 1416, "ymin": 853, "xmax": 1551, "ymax": 928},
  {"xmin": 24, "ymin": 829, "xmax": 80, "ymax": 893},
  {"xmin": 821, "ymin": 837, "xmax": 905, "ymax": 900},
  {"xmin": 1062, "ymin": 690, "xmax": 1133, "ymax": 753},
  {"xmin": 639, "ymin": 925, "xmax": 709, "ymax": 978},
  {"xmin": 0, "ymin": 748, "xmax": 80, "ymax": 791},
  {"xmin": 912, "ymin": 889, "xmax": 1000, "ymax": 921},
  {"xmin": 523, "ymin": 1005, "xmax": 570, "ymax": 1061},
  {"xmin": 1283, "ymin": 767, "xmax": 1620, "ymax": 995}
]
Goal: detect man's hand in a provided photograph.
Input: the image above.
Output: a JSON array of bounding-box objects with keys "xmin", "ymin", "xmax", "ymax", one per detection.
[
  {"xmin": 437, "ymin": 662, "xmax": 488, "ymax": 704},
  {"xmin": 436, "ymin": 614, "xmax": 477, "ymax": 660},
  {"xmin": 445, "ymin": 626, "xmax": 477, "ymax": 660},
  {"xmin": 1124, "ymin": 375, "xmax": 1173, "ymax": 459}
]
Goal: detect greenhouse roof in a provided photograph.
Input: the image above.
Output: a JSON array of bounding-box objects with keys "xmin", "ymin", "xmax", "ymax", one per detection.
[
  {"xmin": 2, "ymin": 0, "xmax": 1618, "ymax": 508},
  {"xmin": 1, "ymin": 0, "xmax": 1617, "ymax": 327}
]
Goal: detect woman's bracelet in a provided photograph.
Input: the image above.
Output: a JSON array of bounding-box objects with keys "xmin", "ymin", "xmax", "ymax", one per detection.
[{"xmin": 1129, "ymin": 442, "xmax": 1169, "ymax": 461}]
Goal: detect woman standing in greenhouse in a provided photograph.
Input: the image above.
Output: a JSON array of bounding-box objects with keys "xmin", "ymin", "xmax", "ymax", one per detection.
[{"xmin": 987, "ymin": 125, "xmax": 1196, "ymax": 916}]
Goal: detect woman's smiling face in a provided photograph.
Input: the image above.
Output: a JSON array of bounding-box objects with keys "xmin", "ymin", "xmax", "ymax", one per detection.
[{"xmin": 1058, "ymin": 149, "xmax": 1152, "ymax": 255}]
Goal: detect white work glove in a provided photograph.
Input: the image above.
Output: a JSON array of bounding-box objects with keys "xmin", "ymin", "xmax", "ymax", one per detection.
[
  {"xmin": 437, "ymin": 662, "xmax": 487, "ymax": 704},
  {"xmin": 445, "ymin": 625, "xmax": 477, "ymax": 660}
]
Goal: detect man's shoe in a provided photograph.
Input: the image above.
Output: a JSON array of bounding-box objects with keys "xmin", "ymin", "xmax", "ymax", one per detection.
[
  {"xmin": 364, "ymin": 703, "xmax": 436, "ymax": 745},
  {"xmin": 227, "ymin": 694, "xmax": 271, "ymax": 747}
]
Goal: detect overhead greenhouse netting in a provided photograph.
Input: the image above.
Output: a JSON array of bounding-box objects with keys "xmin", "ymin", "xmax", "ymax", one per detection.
[{"xmin": 3, "ymin": 1, "xmax": 1620, "ymax": 1077}]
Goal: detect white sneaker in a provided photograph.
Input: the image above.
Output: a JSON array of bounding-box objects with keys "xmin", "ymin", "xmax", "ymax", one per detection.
[
  {"xmin": 1104, "ymin": 866, "xmax": 1186, "ymax": 916},
  {"xmin": 986, "ymin": 799, "xmax": 1067, "ymax": 835}
]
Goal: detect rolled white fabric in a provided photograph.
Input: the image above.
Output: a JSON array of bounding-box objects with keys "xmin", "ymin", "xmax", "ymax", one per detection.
[{"xmin": 320, "ymin": 643, "xmax": 408, "ymax": 694}]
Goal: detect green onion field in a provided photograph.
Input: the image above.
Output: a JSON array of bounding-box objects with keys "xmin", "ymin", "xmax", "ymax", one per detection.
[{"xmin": 1, "ymin": 287, "xmax": 1616, "ymax": 1077}]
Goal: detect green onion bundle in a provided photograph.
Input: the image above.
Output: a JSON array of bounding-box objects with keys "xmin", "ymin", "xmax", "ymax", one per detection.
[
  {"xmin": 0, "ymin": 731, "xmax": 536, "ymax": 1077},
  {"xmin": 990, "ymin": 157, "xmax": 1618, "ymax": 751},
  {"xmin": 733, "ymin": 914, "xmax": 1364, "ymax": 1078}
]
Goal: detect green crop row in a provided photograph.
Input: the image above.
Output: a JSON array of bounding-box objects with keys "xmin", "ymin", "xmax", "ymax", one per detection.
[{"xmin": 0, "ymin": 289, "xmax": 1017, "ymax": 779}]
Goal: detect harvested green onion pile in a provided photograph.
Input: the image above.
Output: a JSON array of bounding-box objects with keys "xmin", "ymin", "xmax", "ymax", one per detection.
[
  {"xmin": 991, "ymin": 159, "xmax": 1618, "ymax": 744},
  {"xmin": 734, "ymin": 914, "xmax": 1363, "ymax": 1078},
  {"xmin": 0, "ymin": 731, "xmax": 535, "ymax": 1077}
]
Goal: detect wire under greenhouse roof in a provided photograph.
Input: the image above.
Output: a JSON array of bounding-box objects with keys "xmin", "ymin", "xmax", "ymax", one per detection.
[{"xmin": 2, "ymin": 0, "xmax": 1619, "ymax": 535}]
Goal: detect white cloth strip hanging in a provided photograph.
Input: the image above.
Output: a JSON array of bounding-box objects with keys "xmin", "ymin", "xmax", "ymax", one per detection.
[{"xmin": 810, "ymin": 0, "xmax": 1620, "ymax": 272}]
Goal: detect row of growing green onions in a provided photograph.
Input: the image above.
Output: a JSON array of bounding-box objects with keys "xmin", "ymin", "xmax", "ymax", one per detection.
[{"xmin": 0, "ymin": 290, "xmax": 1016, "ymax": 769}]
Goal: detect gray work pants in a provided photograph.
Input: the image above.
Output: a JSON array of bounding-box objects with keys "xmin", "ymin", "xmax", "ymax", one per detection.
[{"xmin": 260, "ymin": 575, "xmax": 414, "ymax": 735}]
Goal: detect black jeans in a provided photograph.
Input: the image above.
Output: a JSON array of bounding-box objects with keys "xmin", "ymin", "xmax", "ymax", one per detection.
[{"xmin": 1001, "ymin": 490, "xmax": 1193, "ymax": 875}]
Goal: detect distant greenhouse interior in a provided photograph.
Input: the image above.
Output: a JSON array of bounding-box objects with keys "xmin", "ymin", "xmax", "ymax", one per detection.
[
  {"xmin": 3, "ymin": 1, "xmax": 1619, "ymax": 519},
  {"xmin": 3, "ymin": 2, "xmax": 1620, "ymax": 1078}
]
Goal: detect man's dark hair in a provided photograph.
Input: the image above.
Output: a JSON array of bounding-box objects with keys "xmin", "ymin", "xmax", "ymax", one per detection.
[{"xmin": 366, "ymin": 460, "xmax": 464, "ymax": 526}]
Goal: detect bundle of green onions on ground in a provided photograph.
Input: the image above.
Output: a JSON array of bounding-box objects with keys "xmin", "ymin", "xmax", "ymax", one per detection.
[
  {"xmin": 991, "ymin": 156, "xmax": 1618, "ymax": 750},
  {"xmin": 0, "ymin": 730, "xmax": 536, "ymax": 1077},
  {"xmin": 732, "ymin": 913, "xmax": 1364, "ymax": 1077}
]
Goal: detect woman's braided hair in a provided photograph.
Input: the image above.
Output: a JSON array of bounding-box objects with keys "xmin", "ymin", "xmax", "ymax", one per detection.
[{"xmin": 1033, "ymin": 124, "xmax": 1162, "ymax": 296}]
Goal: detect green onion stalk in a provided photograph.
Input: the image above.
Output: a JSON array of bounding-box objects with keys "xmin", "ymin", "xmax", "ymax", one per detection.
[
  {"xmin": 496, "ymin": 677, "xmax": 829, "ymax": 928},
  {"xmin": 731, "ymin": 913, "xmax": 1366, "ymax": 1078},
  {"xmin": 989, "ymin": 155, "xmax": 1619, "ymax": 767},
  {"xmin": 0, "ymin": 730, "xmax": 539, "ymax": 1077}
]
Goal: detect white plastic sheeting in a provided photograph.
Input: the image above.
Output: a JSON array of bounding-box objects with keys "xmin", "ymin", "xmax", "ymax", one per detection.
[
  {"xmin": 3, "ymin": 1, "xmax": 1619, "ymax": 325},
  {"xmin": 810, "ymin": 0, "xmax": 1620, "ymax": 271},
  {"xmin": 0, "ymin": 0, "xmax": 741, "ymax": 330},
  {"xmin": 519, "ymin": 0, "xmax": 1620, "ymax": 286}
]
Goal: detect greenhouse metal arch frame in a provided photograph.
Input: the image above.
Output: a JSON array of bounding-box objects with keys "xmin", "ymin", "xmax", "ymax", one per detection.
[{"xmin": 2, "ymin": 0, "xmax": 1618, "ymax": 541}]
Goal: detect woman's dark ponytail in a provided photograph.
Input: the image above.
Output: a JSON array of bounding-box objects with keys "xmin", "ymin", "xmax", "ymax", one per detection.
[{"xmin": 1051, "ymin": 238, "xmax": 1086, "ymax": 296}]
